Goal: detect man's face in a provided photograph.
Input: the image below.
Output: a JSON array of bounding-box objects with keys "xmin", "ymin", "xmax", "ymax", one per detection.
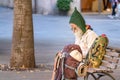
[
  {"xmin": 70, "ymin": 23, "xmax": 83, "ymax": 38},
  {"xmin": 70, "ymin": 23, "xmax": 78, "ymax": 33}
]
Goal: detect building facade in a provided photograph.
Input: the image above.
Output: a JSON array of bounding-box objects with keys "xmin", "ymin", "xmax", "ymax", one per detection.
[{"xmin": 0, "ymin": 0, "xmax": 106, "ymax": 15}]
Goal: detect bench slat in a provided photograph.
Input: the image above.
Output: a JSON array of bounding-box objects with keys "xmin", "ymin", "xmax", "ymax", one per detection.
[
  {"xmin": 103, "ymin": 55, "xmax": 119, "ymax": 63},
  {"xmin": 101, "ymin": 60, "xmax": 117, "ymax": 69},
  {"xmin": 99, "ymin": 66, "xmax": 112, "ymax": 71},
  {"xmin": 88, "ymin": 67, "xmax": 113, "ymax": 73},
  {"xmin": 106, "ymin": 51, "xmax": 120, "ymax": 57}
]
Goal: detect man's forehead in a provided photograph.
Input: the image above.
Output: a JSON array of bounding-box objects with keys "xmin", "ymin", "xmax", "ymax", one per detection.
[{"xmin": 70, "ymin": 23, "xmax": 78, "ymax": 27}]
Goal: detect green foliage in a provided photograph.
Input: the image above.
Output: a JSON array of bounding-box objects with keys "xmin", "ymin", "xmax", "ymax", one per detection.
[{"xmin": 57, "ymin": 0, "xmax": 73, "ymax": 11}]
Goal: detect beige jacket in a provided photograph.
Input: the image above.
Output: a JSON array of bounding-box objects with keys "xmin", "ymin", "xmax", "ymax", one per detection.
[{"xmin": 75, "ymin": 29, "xmax": 98, "ymax": 58}]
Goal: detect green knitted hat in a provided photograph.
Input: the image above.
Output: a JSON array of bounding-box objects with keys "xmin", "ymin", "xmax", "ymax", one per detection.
[{"xmin": 69, "ymin": 7, "xmax": 86, "ymax": 33}]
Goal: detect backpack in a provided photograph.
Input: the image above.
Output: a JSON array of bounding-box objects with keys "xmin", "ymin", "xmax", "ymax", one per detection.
[
  {"xmin": 87, "ymin": 34, "xmax": 109, "ymax": 68},
  {"xmin": 54, "ymin": 44, "xmax": 88, "ymax": 80},
  {"xmin": 54, "ymin": 44, "xmax": 82, "ymax": 80}
]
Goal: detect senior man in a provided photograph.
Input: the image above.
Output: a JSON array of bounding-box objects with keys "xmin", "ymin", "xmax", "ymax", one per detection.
[
  {"xmin": 69, "ymin": 7, "xmax": 98, "ymax": 58},
  {"xmin": 51, "ymin": 7, "xmax": 98, "ymax": 80}
]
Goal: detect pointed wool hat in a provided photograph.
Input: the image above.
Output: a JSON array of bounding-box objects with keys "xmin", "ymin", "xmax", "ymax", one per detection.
[{"xmin": 69, "ymin": 7, "xmax": 86, "ymax": 33}]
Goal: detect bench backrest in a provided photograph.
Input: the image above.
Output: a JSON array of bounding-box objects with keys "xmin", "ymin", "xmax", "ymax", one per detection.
[{"xmin": 100, "ymin": 49, "xmax": 120, "ymax": 70}]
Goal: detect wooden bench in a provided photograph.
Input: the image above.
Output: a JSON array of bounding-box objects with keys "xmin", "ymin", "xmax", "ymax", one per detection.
[{"xmin": 84, "ymin": 49, "xmax": 120, "ymax": 80}]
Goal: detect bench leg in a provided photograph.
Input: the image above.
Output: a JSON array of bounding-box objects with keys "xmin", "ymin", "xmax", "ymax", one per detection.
[
  {"xmin": 84, "ymin": 73, "xmax": 88, "ymax": 80},
  {"xmin": 97, "ymin": 72, "xmax": 115, "ymax": 80},
  {"xmin": 84, "ymin": 72, "xmax": 98, "ymax": 80},
  {"xmin": 84, "ymin": 72, "xmax": 115, "ymax": 80}
]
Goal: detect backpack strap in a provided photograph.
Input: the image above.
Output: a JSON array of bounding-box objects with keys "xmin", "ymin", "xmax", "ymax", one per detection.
[{"xmin": 61, "ymin": 52, "xmax": 66, "ymax": 80}]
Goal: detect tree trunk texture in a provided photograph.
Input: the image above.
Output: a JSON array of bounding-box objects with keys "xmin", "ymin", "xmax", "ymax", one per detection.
[{"xmin": 10, "ymin": 0, "xmax": 35, "ymax": 68}]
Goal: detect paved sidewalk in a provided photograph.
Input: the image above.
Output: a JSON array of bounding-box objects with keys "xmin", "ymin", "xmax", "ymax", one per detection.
[{"xmin": 0, "ymin": 7, "xmax": 120, "ymax": 80}]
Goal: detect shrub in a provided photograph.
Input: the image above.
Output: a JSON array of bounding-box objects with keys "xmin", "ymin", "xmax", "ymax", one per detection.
[{"xmin": 57, "ymin": 0, "xmax": 73, "ymax": 12}]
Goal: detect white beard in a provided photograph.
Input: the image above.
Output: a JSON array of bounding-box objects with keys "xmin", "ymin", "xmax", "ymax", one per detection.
[{"xmin": 74, "ymin": 30, "xmax": 83, "ymax": 45}]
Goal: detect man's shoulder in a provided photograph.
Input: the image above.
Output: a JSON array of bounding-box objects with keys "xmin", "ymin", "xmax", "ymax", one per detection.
[
  {"xmin": 81, "ymin": 30, "xmax": 98, "ymax": 41},
  {"xmin": 86, "ymin": 30, "xmax": 98, "ymax": 37}
]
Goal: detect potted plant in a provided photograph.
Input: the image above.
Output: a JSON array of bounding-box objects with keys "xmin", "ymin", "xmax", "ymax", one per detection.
[{"xmin": 57, "ymin": 0, "xmax": 73, "ymax": 15}]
